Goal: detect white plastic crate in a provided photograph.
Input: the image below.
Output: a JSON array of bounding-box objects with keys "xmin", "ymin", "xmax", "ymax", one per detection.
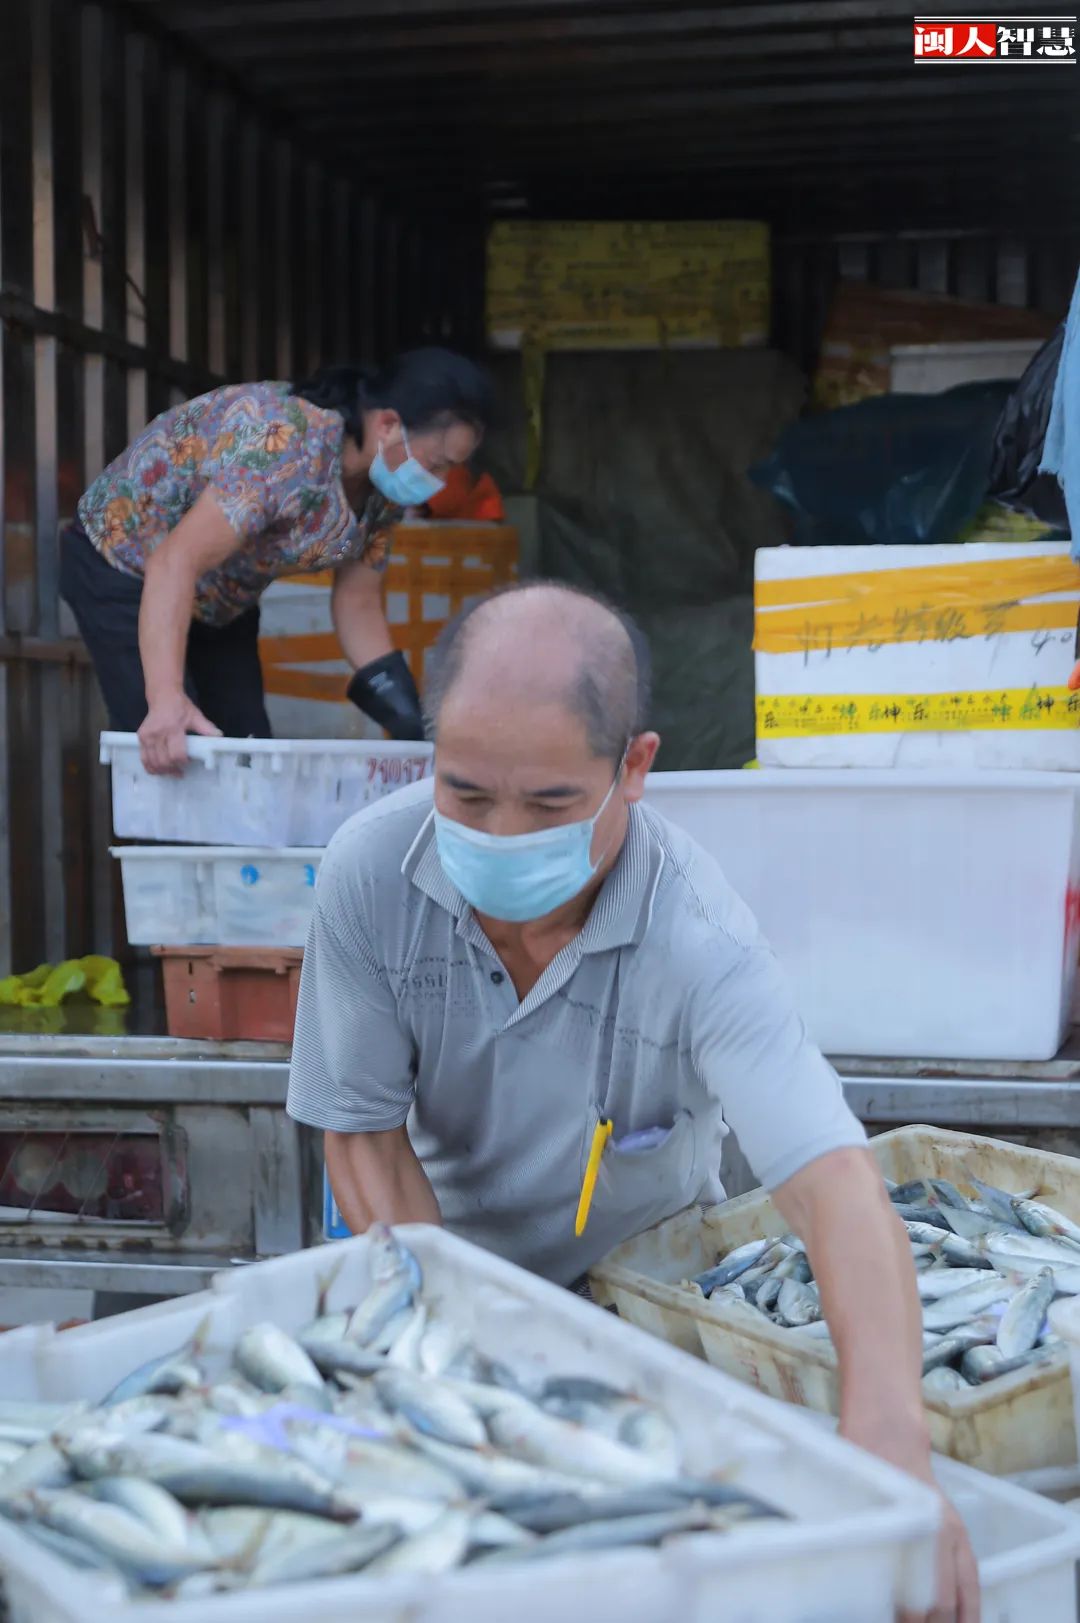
[
  {"xmin": 101, "ymin": 733, "xmax": 433, "ymax": 848},
  {"xmin": 796, "ymin": 1411, "xmax": 1080, "ymax": 1623},
  {"xmin": 643, "ymin": 768, "xmax": 1080, "ymax": 1060},
  {"xmin": 0, "ymin": 1226, "xmax": 942, "ymax": 1623},
  {"xmin": 111, "ymin": 846, "xmax": 322, "ymax": 947}
]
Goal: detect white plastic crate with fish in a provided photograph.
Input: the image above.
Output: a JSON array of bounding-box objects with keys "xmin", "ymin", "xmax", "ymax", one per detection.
[
  {"xmin": 101, "ymin": 733, "xmax": 433, "ymax": 849},
  {"xmin": 0, "ymin": 1225, "xmax": 949, "ymax": 1623},
  {"xmin": 591, "ymin": 1126, "xmax": 1080, "ymax": 1479}
]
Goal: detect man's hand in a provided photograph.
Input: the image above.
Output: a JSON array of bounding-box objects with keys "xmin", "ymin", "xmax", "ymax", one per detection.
[
  {"xmin": 843, "ymin": 1416, "xmax": 980, "ymax": 1622},
  {"xmin": 1069, "ymin": 658, "xmax": 1080, "ymax": 692},
  {"xmin": 138, "ymin": 692, "xmax": 221, "ymax": 775}
]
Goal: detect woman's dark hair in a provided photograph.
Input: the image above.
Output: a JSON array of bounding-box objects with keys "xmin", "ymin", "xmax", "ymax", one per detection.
[{"xmin": 291, "ymin": 349, "xmax": 495, "ymax": 441}]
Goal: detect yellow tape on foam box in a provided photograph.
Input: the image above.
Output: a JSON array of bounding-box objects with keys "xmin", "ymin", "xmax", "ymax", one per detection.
[{"xmin": 754, "ymin": 541, "xmax": 1080, "ymax": 770}]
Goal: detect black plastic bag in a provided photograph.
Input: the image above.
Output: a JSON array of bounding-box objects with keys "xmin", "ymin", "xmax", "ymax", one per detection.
[
  {"xmin": 748, "ymin": 381, "xmax": 1013, "ymax": 548},
  {"xmin": 988, "ymin": 325, "xmax": 1069, "ymax": 532}
]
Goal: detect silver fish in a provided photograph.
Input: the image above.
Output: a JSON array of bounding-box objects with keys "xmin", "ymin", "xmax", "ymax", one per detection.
[
  {"xmin": 922, "ymin": 1367, "xmax": 968, "ymax": 1396},
  {"xmin": 235, "ymin": 1324, "xmax": 323, "ymax": 1394},
  {"xmin": 776, "ymin": 1279, "xmax": 821, "ymax": 1328},
  {"xmin": 411, "ymin": 1431, "xmax": 596, "ymax": 1502},
  {"xmin": 967, "ymin": 1173, "xmax": 1029, "ymax": 1229},
  {"xmin": 0, "ymin": 1441, "xmax": 73, "ymax": 1501},
  {"xmin": 617, "ymin": 1405, "xmax": 681, "ymax": 1473},
  {"xmin": 961, "ymin": 1346, "xmax": 1004, "ymax": 1383},
  {"xmin": 691, "ymin": 1237, "xmax": 776, "ymax": 1294},
  {"xmin": 904, "ymin": 1221, "xmax": 947, "ymax": 1249},
  {"xmin": 13, "ymin": 1519, "xmax": 121, "ymax": 1574},
  {"xmin": 941, "ymin": 1233, "xmax": 992, "ymax": 1269},
  {"xmin": 374, "ymin": 1368, "xmax": 487, "ymax": 1449},
  {"xmin": 980, "ymin": 1233, "xmax": 1080, "ymax": 1291},
  {"xmin": 84, "ymin": 1433, "xmax": 357, "ymax": 1521},
  {"xmin": 249, "ymin": 1520, "xmax": 399, "ymax": 1586},
  {"xmin": 963, "ymin": 1342, "xmax": 1063, "ymax": 1384},
  {"xmin": 1011, "ymin": 1198, "xmax": 1080, "ymax": 1248},
  {"xmin": 386, "ymin": 1303, "xmax": 429, "ymax": 1370},
  {"xmin": 488, "ymin": 1406, "xmax": 672, "ymax": 1487},
  {"xmin": 916, "ymin": 1267, "xmax": 993, "ymax": 1302},
  {"xmin": 346, "ymin": 1227, "xmax": 422, "ymax": 1346},
  {"xmin": 754, "ymin": 1273, "xmax": 785, "ymax": 1315},
  {"xmin": 364, "ymin": 1507, "xmax": 472, "ymax": 1577},
  {"xmin": 921, "ymin": 1277, "xmax": 1014, "ymax": 1333},
  {"xmin": 480, "ymin": 1504, "xmax": 719, "ymax": 1563},
  {"xmin": 33, "ymin": 1489, "xmax": 211, "ymax": 1587},
  {"xmin": 297, "ymin": 1312, "xmax": 350, "ymax": 1349},
  {"xmin": 102, "ymin": 1314, "xmax": 211, "ymax": 1407},
  {"xmin": 301, "ymin": 1338, "xmax": 388, "ymax": 1381},
  {"xmin": 892, "ymin": 1203, "xmax": 951, "ymax": 1230},
  {"xmin": 996, "ymin": 1268, "xmax": 1056, "ymax": 1359},
  {"xmin": 937, "ymin": 1205, "xmax": 999, "ymax": 1242},
  {"xmin": 84, "ymin": 1474, "xmax": 203, "ymax": 1551},
  {"xmin": 921, "ymin": 1317, "xmax": 998, "ymax": 1373}
]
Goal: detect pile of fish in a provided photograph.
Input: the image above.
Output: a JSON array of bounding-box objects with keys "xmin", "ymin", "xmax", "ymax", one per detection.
[
  {"xmin": 0, "ymin": 1227, "xmax": 785, "ymax": 1600},
  {"xmin": 688, "ymin": 1168, "xmax": 1080, "ymax": 1396}
]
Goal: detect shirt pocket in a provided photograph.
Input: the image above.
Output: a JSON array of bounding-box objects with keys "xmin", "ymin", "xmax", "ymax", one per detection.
[{"xmin": 589, "ymin": 1109, "xmax": 701, "ymax": 1233}]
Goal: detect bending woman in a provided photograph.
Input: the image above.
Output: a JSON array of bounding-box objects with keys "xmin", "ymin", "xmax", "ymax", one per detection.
[{"xmin": 60, "ymin": 349, "xmax": 494, "ymax": 772}]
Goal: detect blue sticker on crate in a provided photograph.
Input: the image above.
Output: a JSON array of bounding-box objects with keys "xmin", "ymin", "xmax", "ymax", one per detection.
[
  {"xmin": 241, "ymin": 865, "xmax": 260, "ymax": 887},
  {"xmin": 304, "ymin": 865, "xmax": 316, "ymax": 887},
  {"xmin": 323, "ymin": 1171, "xmax": 351, "ymax": 1241}
]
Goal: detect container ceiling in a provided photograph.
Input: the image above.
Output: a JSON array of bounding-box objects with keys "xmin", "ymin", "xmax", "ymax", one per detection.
[{"xmin": 129, "ymin": 0, "xmax": 1079, "ymax": 231}]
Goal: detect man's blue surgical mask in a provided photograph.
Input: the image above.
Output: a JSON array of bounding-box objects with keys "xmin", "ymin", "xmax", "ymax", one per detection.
[
  {"xmin": 433, "ymin": 768, "xmax": 624, "ymax": 923},
  {"xmin": 369, "ymin": 427, "xmax": 446, "ymax": 507}
]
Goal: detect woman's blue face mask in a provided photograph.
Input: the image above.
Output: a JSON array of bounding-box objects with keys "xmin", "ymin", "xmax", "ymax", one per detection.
[
  {"xmin": 433, "ymin": 765, "xmax": 625, "ymax": 924},
  {"xmin": 370, "ymin": 427, "xmax": 446, "ymax": 507}
]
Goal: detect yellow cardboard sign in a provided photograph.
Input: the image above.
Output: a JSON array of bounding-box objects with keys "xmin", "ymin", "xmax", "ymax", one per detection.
[
  {"xmin": 757, "ymin": 687, "xmax": 1080, "ymax": 739},
  {"xmin": 486, "ymin": 220, "xmax": 769, "ymax": 350}
]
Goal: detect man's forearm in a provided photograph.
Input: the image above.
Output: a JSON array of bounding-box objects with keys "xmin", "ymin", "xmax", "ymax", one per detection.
[
  {"xmin": 324, "ymin": 1126, "xmax": 442, "ymax": 1233},
  {"xmin": 775, "ymin": 1148, "xmax": 930, "ymax": 1473},
  {"xmin": 139, "ymin": 552, "xmax": 197, "ymax": 703}
]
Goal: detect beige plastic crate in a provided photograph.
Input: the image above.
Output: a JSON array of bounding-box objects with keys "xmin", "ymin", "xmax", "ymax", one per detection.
[{"xmin": 590, "ymin": 1125, "xmax": 1080, "ymax": 1476}]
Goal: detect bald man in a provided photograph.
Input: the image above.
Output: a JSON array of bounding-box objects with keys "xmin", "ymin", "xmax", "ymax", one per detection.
[{"xmin": 287, "ymin": 582, "xmax": 977, "ymax": 1620}]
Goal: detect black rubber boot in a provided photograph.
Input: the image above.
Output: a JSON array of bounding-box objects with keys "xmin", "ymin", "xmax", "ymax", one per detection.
[{"xmin": 346, "ymin": 650, "xmax": 426, "ymax": 741}]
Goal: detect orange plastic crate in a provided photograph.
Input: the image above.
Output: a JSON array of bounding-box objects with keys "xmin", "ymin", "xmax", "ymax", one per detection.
[{"xmin": 153, "ymin": 947, "xmax": 303, "ymax": 1043}]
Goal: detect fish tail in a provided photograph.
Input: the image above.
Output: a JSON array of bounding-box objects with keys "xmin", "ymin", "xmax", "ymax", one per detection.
[{"xmin": 315, "ymin": 1255, "xmax": 347, "ymax": 1319}]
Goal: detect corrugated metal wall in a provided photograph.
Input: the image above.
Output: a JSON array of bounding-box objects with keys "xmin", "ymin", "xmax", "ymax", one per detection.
[{"xmin": 0, "ymin": 0, "xmax": 485, "ymax": 977}]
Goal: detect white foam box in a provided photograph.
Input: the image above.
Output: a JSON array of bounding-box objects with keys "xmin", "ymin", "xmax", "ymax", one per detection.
[
  {"xmin": 642, "ymin": 768, "xmax": 1080, "ymax": 1059},
  {"xmin": 101, "ymin": 734, "xmax": 433, "ymax": 848},
  {"xmin": 111, "ymin": 846, "xmax": 322, "ymax": 947},
  {"xmin": 0, "ymin": 1225, "xmax": 943, "ymax": 1622},
  {"xmin": 754, "ymin": 541, "xmax": 1080, "ymax": 769}
]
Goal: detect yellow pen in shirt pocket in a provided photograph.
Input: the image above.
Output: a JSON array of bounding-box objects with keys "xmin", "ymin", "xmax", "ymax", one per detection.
[{"xmin": 574, "ymin": 1116, "xmax": 613, "ymax": 1237}]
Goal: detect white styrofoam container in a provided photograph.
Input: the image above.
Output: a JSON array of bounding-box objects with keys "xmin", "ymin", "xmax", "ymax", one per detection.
[
  {"xmin": 110, "ymin": 845, "xmax": 322, "ymax": 947},
  {"xmin": 101, "ymin": 733, "xmax": 433, "ymax": 848},
  {"xmin": 755, "ymin": 541, "xmax": 1080, "ymax": 769},
  {"xmin": 888, "ymin": 339, "xmax": 1043, "ymax": 394},
  {"xmin": 0, "ymin": 1226, "xmax": 943, "ymax": 1623},
  {"xmin": 643, "ymin": 768, "xmax": 1080, "ymax": 1059}
]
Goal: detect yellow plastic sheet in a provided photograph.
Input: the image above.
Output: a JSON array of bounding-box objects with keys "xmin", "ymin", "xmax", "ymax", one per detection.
[{"xmin": 0, "ymin": 955, "xmax": 130, "ymax": 1009}]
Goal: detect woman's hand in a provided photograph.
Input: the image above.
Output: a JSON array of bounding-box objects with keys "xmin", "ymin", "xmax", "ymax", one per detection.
[{"xmin": 138, "ymin": 692, "xmax": 221, "ymax": 775}]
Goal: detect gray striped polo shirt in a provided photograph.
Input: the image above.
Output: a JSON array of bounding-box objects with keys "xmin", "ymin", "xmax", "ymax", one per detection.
[{"xmin": 287, "ymin": 780, "xmax": 866, "ymax": 1284}]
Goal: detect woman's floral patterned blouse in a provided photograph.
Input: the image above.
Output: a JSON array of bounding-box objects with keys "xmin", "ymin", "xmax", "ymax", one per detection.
[{"xmin": 77, "ymin": 381, "xmax": 395, "ymax": 625}]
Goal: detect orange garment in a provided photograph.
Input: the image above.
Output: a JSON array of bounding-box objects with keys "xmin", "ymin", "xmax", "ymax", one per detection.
[{"xmin": 426, "ymin": 465, "xmax": 505, "ymax": 522}]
